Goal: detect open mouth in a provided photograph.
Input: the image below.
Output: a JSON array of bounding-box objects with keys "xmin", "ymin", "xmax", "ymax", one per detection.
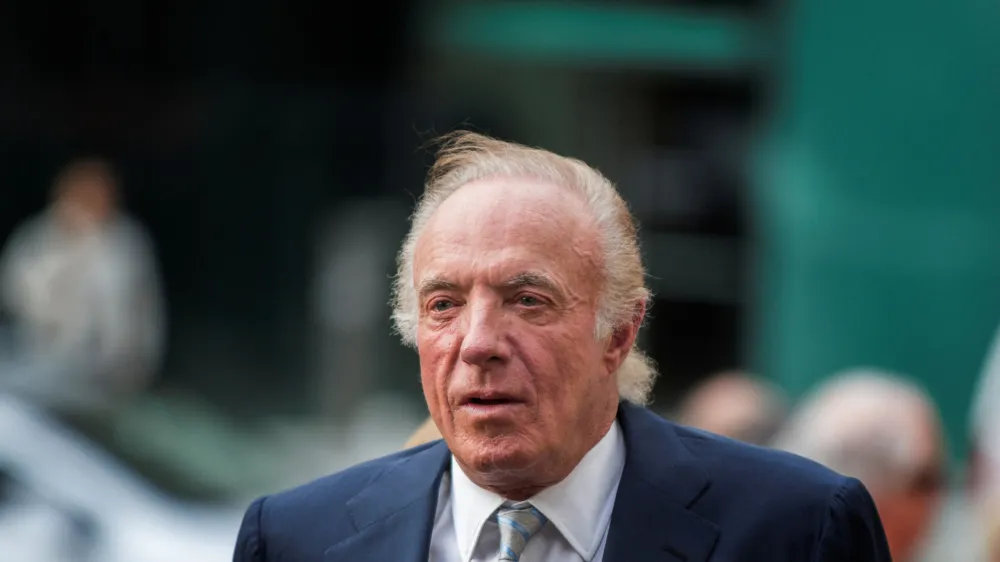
[
  {"xmin": 462, "ymin": 391, "xmax": 524, "ymax": 408},
  {"xmin": 468, "ymin": 397, "xmax": 515, "ymax": 406}
]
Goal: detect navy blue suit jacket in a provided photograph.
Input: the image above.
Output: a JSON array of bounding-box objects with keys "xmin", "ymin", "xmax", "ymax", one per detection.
[{"xmin": 234, "ymin": 402, "xmax": 891, "ymax": 561}]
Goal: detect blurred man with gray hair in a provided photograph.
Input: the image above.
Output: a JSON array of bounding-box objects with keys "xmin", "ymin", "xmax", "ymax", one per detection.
[
  {"xmin": 774, "ymin": 368, "xmax": 946, "ymax": 562},
  {"xmin": 676, "ymin": 370, "xmax": 787, "ymax": 446}
]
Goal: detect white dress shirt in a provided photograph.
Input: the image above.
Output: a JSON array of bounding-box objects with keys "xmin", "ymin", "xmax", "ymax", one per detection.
[{"xmin": 428, "ymin": 421, "xmax": 626, "ymax": 562}]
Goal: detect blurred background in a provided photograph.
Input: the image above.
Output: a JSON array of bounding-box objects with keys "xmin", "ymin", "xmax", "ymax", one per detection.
[{"xmin": 1, "ymin": 0, "xmax": 999, "ymax": 560}]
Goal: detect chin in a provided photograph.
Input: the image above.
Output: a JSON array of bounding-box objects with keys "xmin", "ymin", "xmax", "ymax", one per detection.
[{"xmin": 456, "ymin": 431, "xmax": 541, "ymax": 474}]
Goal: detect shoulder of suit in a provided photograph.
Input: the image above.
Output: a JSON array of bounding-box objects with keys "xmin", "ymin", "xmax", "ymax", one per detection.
[
  {"xmin": 671, "ymin": 423, "xmax": 847, "ymax": 498},
  {"xmin": 262, "ymin": 442, "xmax": 440, "ymax": 512}
]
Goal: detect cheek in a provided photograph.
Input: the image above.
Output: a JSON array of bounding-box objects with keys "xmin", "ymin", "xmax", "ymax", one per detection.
[
  {"xmin": 417, "ymin": 333, "xmax": 458, "ymax": 399},
  {"xmin": 417, "ymin": 352, "xmax": 444, "ymax": 393},
  {"xmin": 417, "ymin": 351, "xmax": 453, "ymax": 436},
  {"xmin": 517, "ymin": 327, "xmax": 602, "ymax": 400}
]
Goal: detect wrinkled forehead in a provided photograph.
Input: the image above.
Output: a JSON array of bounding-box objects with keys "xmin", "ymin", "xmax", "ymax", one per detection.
[{"xmin": 412, "ymin": 177, "xmax": 603, "ymax": 291}]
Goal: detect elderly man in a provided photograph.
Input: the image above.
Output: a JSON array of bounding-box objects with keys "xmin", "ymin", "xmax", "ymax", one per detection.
[
  {"xmin": 234, "ymin": 133, "xmax": 889, "ymax": 561},
  {"xmin": 774, "ymin": 368, "xmax": 946, "ymax": 562}
]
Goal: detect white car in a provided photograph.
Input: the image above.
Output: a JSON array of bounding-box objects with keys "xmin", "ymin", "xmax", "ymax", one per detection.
[{"xmin": 0, "ymin": 394, "xmax": 243, "ymax": 562}]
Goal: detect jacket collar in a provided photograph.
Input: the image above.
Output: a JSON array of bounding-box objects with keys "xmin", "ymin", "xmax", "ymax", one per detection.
[
  {"xmin": 323, "ymin": 440, "xmax": 450, "ymax": 562},
  {"xmin": 325, "ymin": 403, "xmax": 719, "ymax": 562}
]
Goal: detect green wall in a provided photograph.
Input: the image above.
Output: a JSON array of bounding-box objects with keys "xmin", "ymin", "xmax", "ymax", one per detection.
[{"xmin": 753, "ymin": 0, "xmax": 1000, "ymax": 461}]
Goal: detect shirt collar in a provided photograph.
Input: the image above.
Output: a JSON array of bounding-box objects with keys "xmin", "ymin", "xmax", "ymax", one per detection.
[{"xmin": 450, "ymin": 420, "xmax": 626, "ymax": 561}]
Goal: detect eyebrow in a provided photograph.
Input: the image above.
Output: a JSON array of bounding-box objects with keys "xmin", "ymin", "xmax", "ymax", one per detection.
[
  {"xmin": 417, "ymin": 277, "xmax": 459, "ymax": 300},
  {"xmin": 416, "ymin": 271, "xmax": 562, "ymax": 300},
  {"xmin": 499, "ymin": 271, "xmax": 561, "ymax": 295}
]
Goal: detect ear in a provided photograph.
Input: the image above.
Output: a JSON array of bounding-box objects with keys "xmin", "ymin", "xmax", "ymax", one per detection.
[{"xmin": 603, "ymin": 300, "xmax": 646, "ymax": 373}]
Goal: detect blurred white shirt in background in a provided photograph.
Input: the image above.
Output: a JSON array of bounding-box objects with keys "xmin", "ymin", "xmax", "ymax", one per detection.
[{"xmin": 0, "ymin": 210, "xmax": 165, "ymax": 416}]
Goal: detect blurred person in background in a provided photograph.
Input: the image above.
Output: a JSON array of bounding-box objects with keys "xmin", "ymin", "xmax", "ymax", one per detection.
[
  {"xmin": 235, "ymin": 132, "xmax": 889, "ymax": 562},
  {"xmin": 917, "ymin": 321, "xmax": 1000, "ymax": 562},
  {"xmin": 983, "ymin": 511, "xmax": 1000, "ymax": 562},
  {"xmin": 962, "ymin": 322, "xmax": 1000, "ymax": 559},
  {"xmin": 312, "ymin": 199, "xmax": 412, "ymax": 422},
  {"xmin": 0, "ymin": 158, "xmax": 166, "ymax": 421},
  {"xmin": 970, "ymin": 322, "xmax": 1000, "ymax": 497},
  {"xmin": 675, "ymin": 370, "xmax": 788, "ymax": 446},
  {"xmin": 774, "ymin": 368, "xmax": 946, "ymax": 562}
]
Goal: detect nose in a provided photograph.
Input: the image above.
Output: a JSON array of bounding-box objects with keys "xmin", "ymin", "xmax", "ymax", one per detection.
[{"xmin": 459, "ymin": 300, "xmax": 510, "ymax": 368}]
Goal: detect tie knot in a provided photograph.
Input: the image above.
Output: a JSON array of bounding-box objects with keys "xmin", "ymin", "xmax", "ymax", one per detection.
[{"xmin": 496, "ymin": 502, "xmax": 548, "ymax": 561}]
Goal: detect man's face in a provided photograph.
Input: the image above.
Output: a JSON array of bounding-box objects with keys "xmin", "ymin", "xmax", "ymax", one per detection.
[
  {"xmin": 55, "ymin": 177, "xmax": 116, "ymax": 229},
  {"xmin": 413, "ymin": 177, "xmax": 630, "ymax": 494}
]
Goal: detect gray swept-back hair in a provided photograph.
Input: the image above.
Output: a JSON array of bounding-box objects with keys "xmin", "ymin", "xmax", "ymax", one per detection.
[{"xmin": 390, "ymin": 132, "xmax": 657, "ymax": 404}]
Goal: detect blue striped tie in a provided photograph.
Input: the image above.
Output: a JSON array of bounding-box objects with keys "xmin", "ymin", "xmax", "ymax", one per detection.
[{"xmin": 496, "ymin": 502, "xmax": 548, "ymax": 561}]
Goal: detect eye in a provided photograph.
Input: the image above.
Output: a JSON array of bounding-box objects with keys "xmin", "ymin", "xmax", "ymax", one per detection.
[
  {"xmin": 430, "ymin": 299, "xmax": 455, "ymax": 312},
  {"xmin": 516, "ymin": 294, "xmax": 542, "ymax": 307}
]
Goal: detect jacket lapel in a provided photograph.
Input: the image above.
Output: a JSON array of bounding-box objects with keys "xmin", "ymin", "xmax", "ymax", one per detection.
[
  {"xmin": 322, "ymin": 405, "xmax": 720, "ymax": 562},
  {"xmin": 603, "ymin": 403, "xmax": 720, "ymax": 562},
  {"xmin": 324, "ymin": 440, "xmax": 450, "ymax": 562}
]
